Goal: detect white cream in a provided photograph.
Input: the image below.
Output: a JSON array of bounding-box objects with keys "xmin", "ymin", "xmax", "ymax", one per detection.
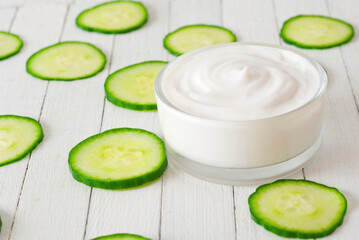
[
  {"xmin": 163, "ymin": 45, "xmax": 320, "ymax": 121},
  {"xmin": 155, "ymin": 43, "xmax": 326, "ymax": 170}
]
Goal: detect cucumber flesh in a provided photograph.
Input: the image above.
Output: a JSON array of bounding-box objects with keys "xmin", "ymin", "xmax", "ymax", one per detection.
[
  {"xmin": 0, "ymin": 115, "xmax": 43, "ymax": 167},
  {"xmin": 164, "ymin": 24, "xmax": 236, "ymax": 56},
  {"xmin": 0, "ymin": 31, "xmax": 23, "ymax": 60},
  {"xmin": 105, "ymin": 61, "xmax": 167, "ymax": 111},
  {"xmin": 92, "ymin": 233, "xmax": 150, "ymax": 240},
  {"xmin": 26, "ymin": 41, "xmax": 106, "ymax": 81},
  {"xmin": 281, "ymin": 15, "xmax": 354, "ymax": 49},
  {"xmin": 249, "ymin": 179, "xmax": 347, "ymax": 238},
  {"xmin": 69, "ymin": 128, "xmax": 167, "ymax": 190},
  {"xmin": 76, "ymin": 1, "xmax": 148, "ymax": 34}
]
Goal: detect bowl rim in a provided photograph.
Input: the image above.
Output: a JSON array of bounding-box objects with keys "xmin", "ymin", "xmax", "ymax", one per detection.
[{"xmin": 154, "ymin": 42, "xmax": 328, "ymax": 124}]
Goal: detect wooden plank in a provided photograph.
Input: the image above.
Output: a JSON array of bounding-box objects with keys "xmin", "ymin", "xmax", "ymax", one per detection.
[
  {"xmin": 223, "ymin": 1, "xmax": 304, "ymax": 239},
  {"xmin": 170, "ymin": 0, "xmax": 220, "ymax": 30},
  {"xmin": 26, "ymin": 0, "xmax": 73, "ymax": 4},
  {"xmin": 0, "ymin": 4, "xmax": 66, "ymax": 240},
  {"xmin": 0, "ymin": 1, "xmax": 356, "ymax": 240},
  {"xmin": 274, "ymin": 0, "xmax": 359, "ymax": 239},
  {"xmin": 0, "ymin": 7, "xmax": 21, "ymax": 240},
  {"xmin": 0, "ymin": 8, "xmax": 16, "ymax": 30},
  {"xmin": 327, "ymin": 0, "xmax": 359, "ymax": 108},
  {"xmin": 74, "ymin": 0, "xmax": 111, "ymax": 4},
  {"xmin": 160, "ymin": 1, "xmax": 236, "ymax": 240},
  {"xmin": 9, "ymin": 2, "xmax": 114, "ymax": 239},
  {"xmin": 0, "ymin": 0, "xmax": 24, "ymax": 7},
  {"xmin": 84, "ymin": 0, "xmax": 169, "ymax": 239},
  {"xmin": 223, "ymin": 0, "xmax": 279, "ymax": 44}
]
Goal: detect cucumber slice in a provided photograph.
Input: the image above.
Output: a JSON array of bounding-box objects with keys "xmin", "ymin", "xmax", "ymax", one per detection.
[
  {"xmin": 26, "ymin": 41, "xmax": 106, "ymax": 81},
  {"xmin": 248, "ymin": 179, "xmax": 347, "ymax": 239},
  {"xmin": 76, "ymin": 1, "xmax": 148, "ymax": 34},
  {"xmin": 0, "ymin": 115, "xmax": 43, "ymax": 167},
  {"xmin": 0, "ymin": 215, "xmax": 2, "ymax": 233},
  {"xmin": 281, "ymin": 15, "xmax": 354, "ymax": 49},
  {"xmin": 69, "ymin": 128, "xmax": 167, "ymax": 190},
  {"xmin": 163, "ymin": 24, "xmax": 236, "ymax": 56},
  {"xmin": 92, "ymin": 233, "xmax": 150, "ymax": 240},
  {"xmin": 0, "ymin": 31, "xmax": 23, "ymax": 60},
  {"xmin": 105, "ymin": 61, "xmax": 167, "ymax": 111}
]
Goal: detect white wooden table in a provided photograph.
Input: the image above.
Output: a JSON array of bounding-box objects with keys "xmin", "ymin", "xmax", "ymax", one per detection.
[{"xmin": 0, "ymin": 0, "xmax": 358, "ymax": 239}]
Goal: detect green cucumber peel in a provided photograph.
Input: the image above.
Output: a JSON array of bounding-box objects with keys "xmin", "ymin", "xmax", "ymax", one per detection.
[
  {"xmin": 0, "ymin": 115, "xmax": 43, "ymax": 167},
  {"xmin": 280, "ymin": 15, "xmax": 354, "ymax": 49},
  {"xmin": 69, "ymin": 128, "xmax": 167, "ymax": 190},
  {"xmin": 92, "ymin": 233, "xmax": 151, "ymax": 240},
  {"xmin": 26, "ymin": 41, "xmax": 106, "ymax": 81},
  {"xmin": 105, "ymin": 61, "xmax": 168, "ymax": 111},
  {"xmin": 249, "ymin": 179, "xmax": 347, "ymax": 239},
  {"xmin": 163, "ymin": 24, "xmax": 237, "ymax": 56},
  {"xmin": 0, "ymin": 31, "xmax": 23, "ymax": 61},
  {"xmin": 76, "ymin": 0, "xmax": 148, "ymax": 34}
]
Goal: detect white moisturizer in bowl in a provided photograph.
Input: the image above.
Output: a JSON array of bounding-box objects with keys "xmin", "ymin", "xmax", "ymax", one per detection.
[
  {"xmin": 163, "ymin": 45, "xmax": 320, "ymax": 121},
  {"xmin": 155, "ymin": 43, "xmax": 326, "ymax": 179}
]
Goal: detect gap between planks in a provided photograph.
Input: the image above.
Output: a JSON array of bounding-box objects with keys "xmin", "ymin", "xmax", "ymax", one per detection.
[
  {"xmin": 271, "ymin": 0, "xmax": 307, "ymax": 182},
  {"xmin": 7, "ymin": 4, "xmax": 70, "ymax": 240},
  {"xmin": 7, "ymin": 0, "xmax": 346, "ymax": 238},
  {"xmin": 221, "ymin": 1, "xmax": 238, "ymax": 240},
  {"xmin": 158, "ymin": 1, "xmax": 172, "ymax": 239},
  {"xmin": 323, "ymin": 0, "xmax": 359, "ymax": 115},
  {"xmin": 7, "ymin": 6, "xmax": 18, "ymax": 31},
  {"xmin": 232, "ymin": 186, "xmax": 238, "ymax": 240},
  {"xmin": 82, "ymin": 33, "xmax": 116, "ymax": 240},
  {"xmin": 5, "ymin": 7, "xmax": 21, "ymax": 240}
]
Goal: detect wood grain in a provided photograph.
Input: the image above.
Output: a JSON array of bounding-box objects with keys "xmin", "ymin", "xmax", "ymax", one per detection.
[
  {"xmin": 0, "ymin": 0, "xmax": 24, "ymax": 7},
  {"xmin": 160, "ymin": 1, "xmax": 236, "ymax": 240},
  {"xmin": 223, "ymin": 1, "xmax": 304, "ymax": 239},
  {"xmin": 0, "ymin": 4, "xmax": 67, "ymax": 240},
  {"xmin": 9, "ymin": 2, "xmax": 111, "ymax": 239},
  {"xmin": 0, "ymin": 0, "xmax": 358, "ymax": 240},
  {"xmin": 275, "ymin": 0, "xmax": 359, "ymax": 239},
  {"xmin": 85, "ymin": 0, "xmax": 169, "ymax": 239}
]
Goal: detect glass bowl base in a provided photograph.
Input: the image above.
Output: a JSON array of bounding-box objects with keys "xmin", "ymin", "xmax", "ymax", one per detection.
[{"xmin": 166, "ymin": 137, "xmax": 321, "ymax": 185}]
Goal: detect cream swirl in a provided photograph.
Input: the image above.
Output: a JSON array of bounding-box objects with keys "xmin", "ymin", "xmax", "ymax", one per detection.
[{"xmin": 162, "ymin": 45, "xmax": 320, "ymax": 121}]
